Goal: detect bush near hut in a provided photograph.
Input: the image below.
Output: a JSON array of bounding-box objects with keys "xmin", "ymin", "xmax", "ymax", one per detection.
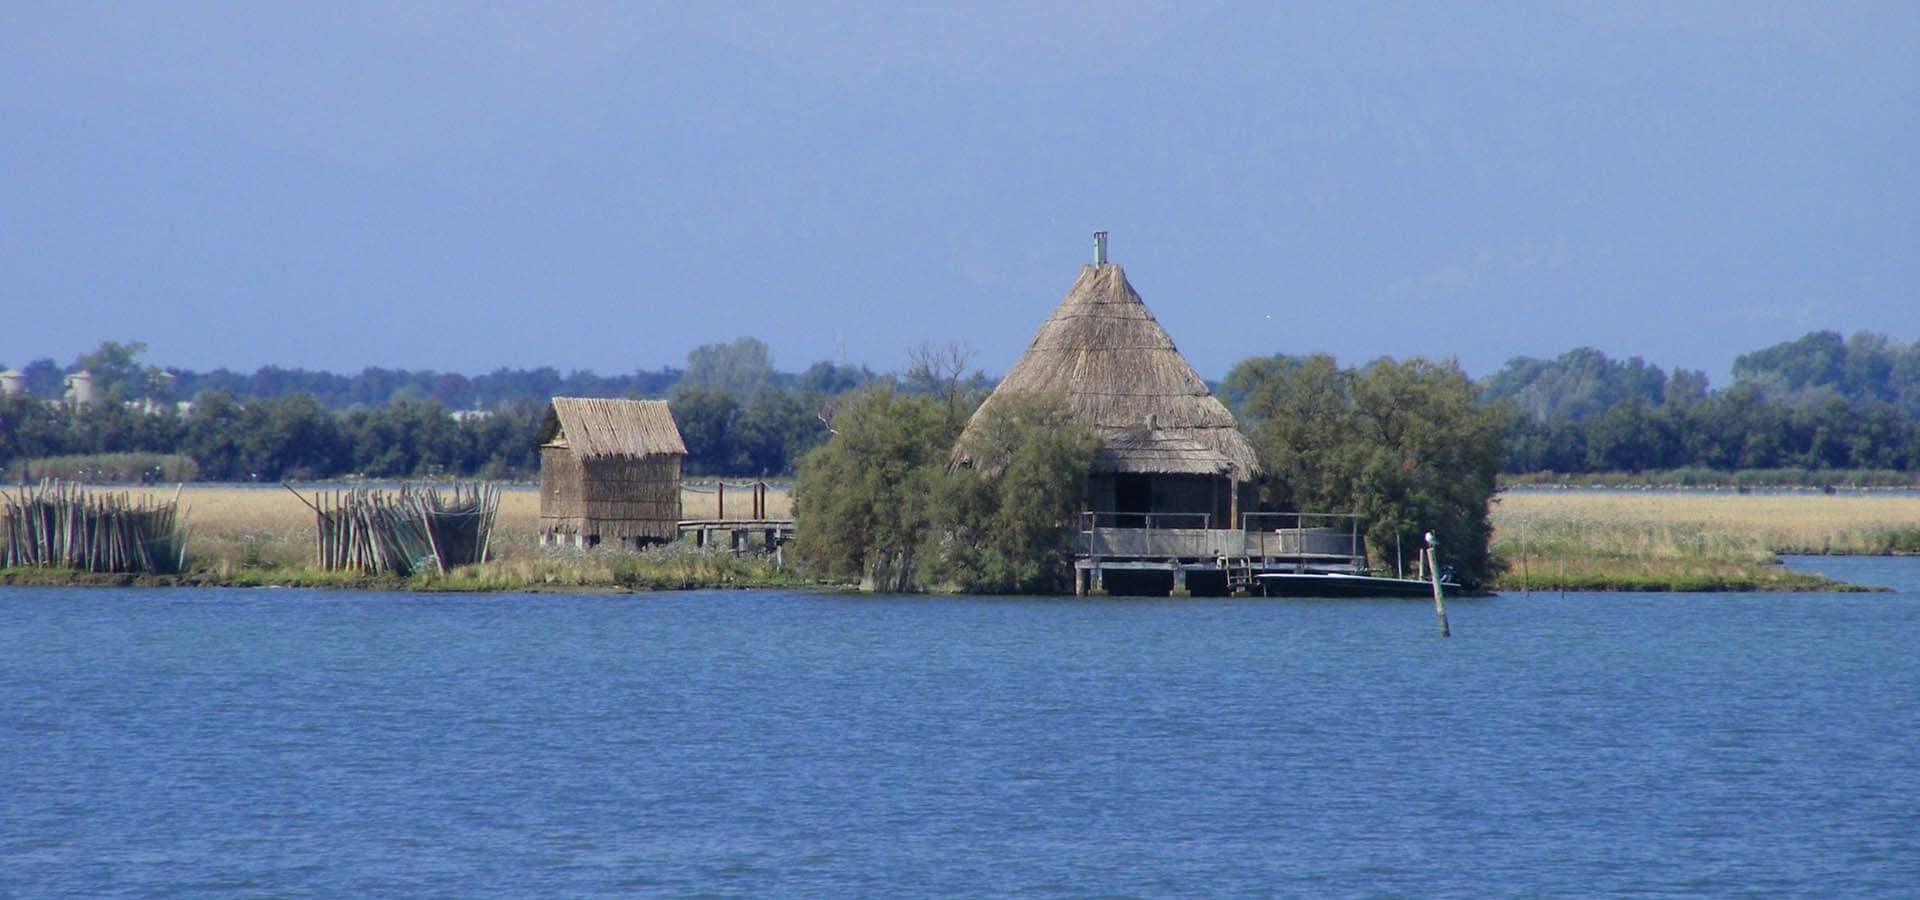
[
  {"xmin": 1228, "ymin": 354, "xmax": 1507, "ymax": 587},
  {"xmin": 932, "ymin": 394, "xmax": 1099, "ymax": 594},
  {"xmin": 792, "ymin": 388, "xmax": 1096, "ymax": 593},
  {"xmin": 793, "ymin": 388, "xmax": 956, "ymax": 590}
]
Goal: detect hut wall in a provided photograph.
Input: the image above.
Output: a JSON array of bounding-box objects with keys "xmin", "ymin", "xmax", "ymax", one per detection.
[
  {"xmin": 538, "ymin": 446, "xmax": 588, "ymax": 536},
  {"xmin": 580, "ymin": 454, "xmax": 682, "ymax": 542},
  {"xmin": 1151, "ymin": 475, "xmax": 1224, "ymax": 524},
  {"xmin": 1083, "ymin": 473, "xmax": 1245, "ymax": 528}
]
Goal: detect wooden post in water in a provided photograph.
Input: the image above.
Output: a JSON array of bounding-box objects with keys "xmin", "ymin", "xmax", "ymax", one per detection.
[
  {"xmin": 1425, "ymin": 531, "xmax": 1451, "ymax": 638},
  {"xmin": 1521, "ymin": 518, "xmax": 1530, "ymax": 599}
]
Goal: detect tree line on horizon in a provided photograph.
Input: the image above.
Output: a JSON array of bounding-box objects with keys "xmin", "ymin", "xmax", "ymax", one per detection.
[
  {"xmin": 4, "ymin": 329, "xmax": 1919, "ymax": 484},
  {"xmin": 1480, "ymin": 331, "xmax": 1920, "ymax": 474}
]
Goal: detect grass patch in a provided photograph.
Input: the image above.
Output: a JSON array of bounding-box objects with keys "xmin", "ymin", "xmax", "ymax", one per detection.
[
  {"xmin": 7, "ymin": 453, "xmax": 200, "ymax": 483},
  {"xmin": 424, "ymin": 541, "xmax": 820, "ymax": 592},
  {"xmin": 1503, "ymin": 468, "xmax": 1920, "ymax": 490},
  {"xmin": 1489, "ymin": 489, "xmax": 1919, "ymax": 591},
  {"xmin": 3, "ymin": 482, "xmax": 814, "ymax": 591}
]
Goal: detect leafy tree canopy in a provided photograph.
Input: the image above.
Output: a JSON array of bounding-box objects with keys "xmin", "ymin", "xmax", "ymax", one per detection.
[
  {"xmin": 792, "ymin": 387, "xmax": 1097, "ymax": 593},
  {"xmin": 934, "ymin": 393, "xmax": 1099, "ymax": 593},
  {"xmin": 1478, "ymin": 347, "xmax": 1677, "ymax": 422},
  {"xmin": 792, "ymin": 388, "xmax": 958, "ymax": 590},
  {"xmin": 1230, "ymin": 354, "xmax": 1506, "ymax": 586},
  {"xmin": 1734, "ymin": 330, "xmax": 1920, "ymax": 416},
  {"xmin": 679, "ymin": 336, "xmax": 776, "ymax": 400}
]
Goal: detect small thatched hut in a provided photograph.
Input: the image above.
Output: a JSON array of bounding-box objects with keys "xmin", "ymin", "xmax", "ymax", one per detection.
[
  {"xmin": 536, "ymin": 398, "xmax": 687, "ymax": 547},
  {"xmin": 952, "ymin": 240, "xmax": 1260, "ymax": 528}
]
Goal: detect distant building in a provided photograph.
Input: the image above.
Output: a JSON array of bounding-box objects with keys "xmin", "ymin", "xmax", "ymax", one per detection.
[
  {"xmin": 535, "ymin": 397, "xmax": 687, "ymax": 548},
  {"xmin": 0, "ymin": 369, "xmax": 23, "ymax": 397},
  {"xmin": 63, "ymin": 370, "xmax": 95, "ymax": 407}
]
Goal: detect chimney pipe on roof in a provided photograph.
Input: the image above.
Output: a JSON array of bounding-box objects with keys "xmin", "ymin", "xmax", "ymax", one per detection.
[{"xmin": 1092, "ymin": 230, "xmax": 1109, "ymax": 265}]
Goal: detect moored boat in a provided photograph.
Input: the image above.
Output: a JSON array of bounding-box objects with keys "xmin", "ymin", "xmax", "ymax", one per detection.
[{"xmin": 1255, "ymin": 570, "xmax": 1459, "ymax": 598}]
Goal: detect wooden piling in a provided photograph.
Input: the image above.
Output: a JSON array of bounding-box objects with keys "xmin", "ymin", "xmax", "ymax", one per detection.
[
  {"xmin": 0, "ymin": 479, "xmax": 185, "ymax": 573},
  {"xmin": 1425, "ymin": 538, "xmax": 1451, "ymax": 638}
]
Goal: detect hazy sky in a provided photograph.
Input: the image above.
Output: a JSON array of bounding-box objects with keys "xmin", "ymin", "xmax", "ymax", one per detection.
[{"xmin": 3, "ymin": 2, "xmax": 1915, "ymax": 384}]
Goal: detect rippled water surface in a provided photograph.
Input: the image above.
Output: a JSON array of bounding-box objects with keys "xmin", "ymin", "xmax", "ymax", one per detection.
[{"xmin": 4, "ymin": 564, "xmax": 1918, "ymax": 897}]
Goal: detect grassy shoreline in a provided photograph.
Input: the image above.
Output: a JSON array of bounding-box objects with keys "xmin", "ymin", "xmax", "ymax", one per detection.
[
  {"xmin": 6, "ymin": 483, "xmax": 1915, "ymax": 593},
  {"xmin": 1487, "ymin": 489, "xmax": 1920, "ymax": 592},
  {"xmin": 1, "ymin": 482, "xmax": 836, "ymax": 593}
]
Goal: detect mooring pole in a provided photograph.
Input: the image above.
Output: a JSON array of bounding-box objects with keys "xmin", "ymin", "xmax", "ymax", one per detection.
[
  {"xmin": 1521, "ymin": 519, "xmax": 1531, "ymax": 599},
  {"xmin": 1425, "ymin": 532, "xmax": 1450, "ymax": 638}
]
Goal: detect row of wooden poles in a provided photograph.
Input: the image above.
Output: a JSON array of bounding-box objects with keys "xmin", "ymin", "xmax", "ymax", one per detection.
[
  {"xmin": 1, "ymin": 480, "xmax": 186, "ymax": 573},
  {"xmin": 685, "ymin": 480, "xmax": 773, "ymax": 520},
  {"xmin": 289, "ymin": 483, "xmax": 500, "ymax": 576}
]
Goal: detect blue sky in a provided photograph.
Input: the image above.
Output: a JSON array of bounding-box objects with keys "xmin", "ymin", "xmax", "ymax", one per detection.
[{"xmin": 3, "ymin": 2, "xmax": 1914, "ymax": 384}]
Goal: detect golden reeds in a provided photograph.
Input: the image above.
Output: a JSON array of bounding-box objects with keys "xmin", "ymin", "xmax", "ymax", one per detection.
[{"xmin": 1489, "ymin": 489, "xmax": 1920, "ymax": 590}]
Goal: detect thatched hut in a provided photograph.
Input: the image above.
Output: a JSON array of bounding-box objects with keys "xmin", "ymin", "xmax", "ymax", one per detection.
[
  {"xmin": 536, "ymin": 398, "xmax": 687, "ymax": 547},
  {"xmin": 952, "ymin": 242, "xmax": 1260, "ymax": 529}
]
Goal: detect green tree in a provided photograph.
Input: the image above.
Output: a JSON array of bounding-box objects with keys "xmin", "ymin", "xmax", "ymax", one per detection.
[
  {"xmin": 1226, "ymin": 353, "xmax": 1355, "ymax": 512},
  {"xmin": 734, "ymin": 389, "xmax": 827, "ymax": 476},
  {"xmin": 931, "ymin": 393, "xmax": 1099, "ymax": 593},
  {"xmin": 181, "ymin": 390, "xmax": 249, "ymax": 479},
  {"xmin": 70, "ymin": 340, "xmax": 151, "ymax": 403},
  {"xmin": 1584, "ymin": 396, "xmax": 1676, "ymax": 472},
  {"xmin": 0, "ymin": 394, "xmax": 70, "ymax": 471},
  {"xmin": 1479, "ymin": 347, "xmax": 1670, "ymax": 422},
  {"xmin": 1234, "ymin": 355, "xmax": 1506, "ymax": 586},
  {"xmin": 252, "ymin": 394, "xmax": 344, "ymax": 480},
  {"xmin": 461, "ymin": 398, "xmax": 545, "ymax": 479},
  {"xmin": 792, "ymin": 388, "xmax": 957, "ymax": 590},
  {"xmin": 904, "ymin": 341, "xmax": 987, "ymax": 429},
  {"xmin": 670, "ymin": 387, "xmax": 743, "ymax": 475},
  {"xmin": 680, "ymin": 337, "xmax": 776, "ymax": 399}
]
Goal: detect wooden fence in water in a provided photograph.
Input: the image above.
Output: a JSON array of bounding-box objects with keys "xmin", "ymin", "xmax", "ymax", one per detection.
[
  {"xmin": 1, "ymin": 480, "xmax": 186, "ymax": 573},
  {"xmin": 296, "ymin": 483, "xmax": 500, "ymax": 576}
]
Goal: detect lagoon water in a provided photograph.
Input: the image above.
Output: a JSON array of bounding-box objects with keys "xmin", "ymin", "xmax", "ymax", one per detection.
[{"xmin": 4, "ymin": 560, "xmax": 1918, "ymax": 897}]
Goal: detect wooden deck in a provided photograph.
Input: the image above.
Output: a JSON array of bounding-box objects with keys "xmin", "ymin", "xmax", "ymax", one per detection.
[
  {"xmin": 1074, "ymin": 512, "xmax": 1371, "ymax": 596},
  {"xmin": 678, "ymin": 517, "xmax": 794, "ymax": 558}
]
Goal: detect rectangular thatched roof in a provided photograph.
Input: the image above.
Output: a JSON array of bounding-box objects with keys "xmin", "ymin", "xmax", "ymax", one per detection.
[{"xmin": 537, "ymin": 398, "xmax": 687, "ymax": 459}]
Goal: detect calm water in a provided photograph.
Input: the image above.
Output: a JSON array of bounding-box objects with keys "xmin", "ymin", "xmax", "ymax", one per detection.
[{"xmin": 4, "ymin": 563, "xmax": 1918, "ymax": 897}]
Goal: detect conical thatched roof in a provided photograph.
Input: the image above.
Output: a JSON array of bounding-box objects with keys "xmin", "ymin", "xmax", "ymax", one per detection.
[
  {"xmin": 537, "ymin": 398, "xmax": 687, "ymax": 459},
  {"xmin": 954, "ymin": 263, "xmax": 1260, "ymax": 481}
]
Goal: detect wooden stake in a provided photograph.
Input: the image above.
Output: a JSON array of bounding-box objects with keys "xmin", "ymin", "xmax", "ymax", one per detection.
[
  {"xmin": 1425, "ymin": 534, "xmax": 1450, "ymax": 638},
  {"xmin": 1521, "ymin": 519, "xmax": 1530, "ymax": 599}
]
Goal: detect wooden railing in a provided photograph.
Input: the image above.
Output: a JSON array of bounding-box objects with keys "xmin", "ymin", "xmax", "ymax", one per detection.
[{"xmin": 1077, "ymin": 510, "xmax": 1368, "ymax": 572}]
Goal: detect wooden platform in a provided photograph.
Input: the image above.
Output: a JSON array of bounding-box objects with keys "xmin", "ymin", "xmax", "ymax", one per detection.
[
  {"xmin": 1073, "ymin": 512, "xmax": 1383, "ymax": 597},
  {"xmin": 678, "ymin": 517, "xmax": 794, "ymax": 557}
]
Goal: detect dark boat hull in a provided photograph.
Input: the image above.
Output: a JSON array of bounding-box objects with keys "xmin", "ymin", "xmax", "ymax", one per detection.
[{"xmin": 1255, "ymin": 572, "xmax": 1458, "ymax": 598}]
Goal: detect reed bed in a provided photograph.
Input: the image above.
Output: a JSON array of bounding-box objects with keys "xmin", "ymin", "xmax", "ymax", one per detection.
[
  {"xmin": 1489, "ymin": 489, "xmax": 1920, "ymax": 591},
  {"xmin": 436, "ymin": 540, "xmax": 809, "ymax": 592}
]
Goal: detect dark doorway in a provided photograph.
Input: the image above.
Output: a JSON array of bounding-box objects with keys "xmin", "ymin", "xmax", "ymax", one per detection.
[{"xmin": 1114, "ymin": 474, "xmax": 1151, "ymax": 528}]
